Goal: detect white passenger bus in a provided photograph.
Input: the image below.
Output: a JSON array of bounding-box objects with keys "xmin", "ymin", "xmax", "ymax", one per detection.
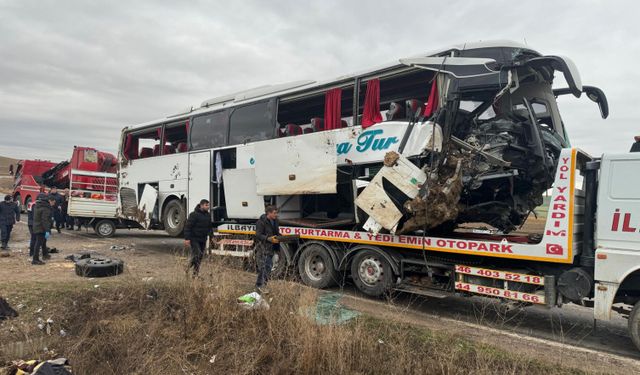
[{"xmin": 119, "ymin": 40, "xmax": 597, "ymax": 239}]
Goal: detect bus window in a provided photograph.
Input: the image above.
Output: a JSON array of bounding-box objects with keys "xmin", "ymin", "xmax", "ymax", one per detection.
[
  {"xmin": 123, "ymin": 127, "xmax": 161, "ymax": 160},
  {"xmin": 358, "ymin": 69, "xmax": 433, "ymax": 124},
  {"xmin": 191, "ymin": 110, "xmax": 229, "ymax": 150},
  {"xmin": 229, "ymin": 99, "xmax": 276, "ymax": 145},
  {"xmin": 277, "ymin": 85, "xmax": 353, "ymax": 136},
  {"xmin": 163, "ymin": 121, "xmax": 188, "ymax": 154}
]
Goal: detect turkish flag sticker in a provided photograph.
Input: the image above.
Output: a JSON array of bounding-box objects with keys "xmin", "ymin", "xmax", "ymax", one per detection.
[{"xmin": 546, "ymin": 243, "xmax": 564, "ymax": 255}]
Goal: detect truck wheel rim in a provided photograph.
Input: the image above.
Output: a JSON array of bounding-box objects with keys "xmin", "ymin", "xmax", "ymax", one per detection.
[
  {"xmin": 98, "ymin": 224, "xmax": 113, "ymax": 236},
  {"xmin": 359, "ymin": 257, "xmax": 383, "ymax": 286},
  {"xmin": 305, "ymin": 254, "xmax": 326, "ymax": 281},
  {"xmin": 271, "ymin": 253, "xmax": 280, "ymax": 272},
  {"xmin": 167, "ymin": 206, "xmax": 181, "ymax": 228}
]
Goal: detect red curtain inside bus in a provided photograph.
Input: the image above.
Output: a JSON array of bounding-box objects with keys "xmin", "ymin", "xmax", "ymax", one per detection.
[
  {"xmin": 123, "ymin": 134, "xmax": 138, "ymax": 160},
  {"xmin": 423, "ymin": 78, "xmax": 439, "ymax": 118},
  {"xmin": 324, "ymin": 88, "xmax": 342, "ymax": 130},
  {"xmin": 361, "ymin": 78, "xmax": 382, "ymax": 128}
]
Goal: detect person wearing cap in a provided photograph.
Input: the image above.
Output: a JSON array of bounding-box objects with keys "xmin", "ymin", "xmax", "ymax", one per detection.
[
  {"xmin": 0, "ymin": 195, "xmax": 20, "ymax": 251},
  {"xmin": 630, "ymin": 136, "xmax": 640, "ymax": 152},
  {"xmin": 32, "ymin": 194, "xmax": 55, "ymax": 265}
]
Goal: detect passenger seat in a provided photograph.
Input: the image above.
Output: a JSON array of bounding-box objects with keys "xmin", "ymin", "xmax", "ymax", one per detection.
[
  {"xmin": 139, "ymin": 148, "xmax": 153, "ymax": 158},
  {"xmin": 310, "ymin": 117, "xmax": 324, "ymax": 132},
  {"xmin": 386, "ymin": 102, "xmax": 406, "ymax": 121},
  {"xmin": 285, "ymin": 124, "xmax": 302, "ymax": 136},
  {"xmin": 405, "ymin": 99, "xmax": 423, "ymax": 120},
  {"xmin": 176, "ymin": 143, "xmax": 188, "ymax": 153}
]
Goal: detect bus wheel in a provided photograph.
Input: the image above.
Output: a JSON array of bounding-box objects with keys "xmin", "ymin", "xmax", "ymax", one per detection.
[
  {"xmin": 351, "ymin": 249, "xmax": 394, "ymax": 297},
  {"xmin": 297, "ymin": 243, "xmax": 338, "ymax": 289},
  {"xmin": 94, "ymin": 219, "xmax": 116, "ymax": 238},
  {"xmin": 163, "ymin": 200, "xmax": 186, "ymax": 237},
  {"xmin": 629, "ymin": 302, "xmax": 640, "ymax": 351}
]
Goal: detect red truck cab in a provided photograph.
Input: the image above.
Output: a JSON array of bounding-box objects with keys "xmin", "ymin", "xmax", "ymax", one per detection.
[{"xmin": 12, "ymin": 159, "xmax": 57, "ymax": 211}]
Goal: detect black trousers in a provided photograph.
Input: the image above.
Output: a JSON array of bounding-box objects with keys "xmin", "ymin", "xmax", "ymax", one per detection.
[
  {"xmin": 33, "ymin": 233, "xmax": 49, "ymax": 262},
  {"xmin": 189, "ymin": 240, "xmax": 206, "ymax": 275}
]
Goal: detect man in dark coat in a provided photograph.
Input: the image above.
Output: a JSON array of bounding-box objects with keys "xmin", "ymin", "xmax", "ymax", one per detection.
[
  {"xmin": 28, "ymin": 193, "xmax": 48, "ymax": 257},
  {"xmin": 49, "ymin": 187, "xmax": 63, "ymax": 233},
  {"xmin": 254, "ymin": 205, "xmax": 280, "ymax": 294},
  {"xmin": 631, "ymin": 136, "xmax": 640, "ymax": 152},
  {"xmin": 32, "ymin": 195, "xmax": 55, "ymax": 265},
  {"xmin": 0, "ymin": 195, "xmax": 20, "ymax": 251},
  {"xmin": 184, "ymin": 199, "xmax": 212, "ymax": 276}
]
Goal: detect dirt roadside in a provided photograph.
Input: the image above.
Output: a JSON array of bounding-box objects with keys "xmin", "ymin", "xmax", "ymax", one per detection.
[{"xmin": 0, "ymin": 220, "xmax": 638, "ymax": 373}]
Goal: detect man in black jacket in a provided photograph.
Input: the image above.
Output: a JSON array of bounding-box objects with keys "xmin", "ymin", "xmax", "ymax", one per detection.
[
  {"xmin": 0, "ymin": 195, "xmax": 20, "ymax": 252},
  {"xmin": 32, "ymin": 195, "xmax": 55, "ymax": 265},
  {"xmin": 184, "ymin": 199, "xmax": 212, "ymax": 276},
  {"xmin": 254, "ymin": 205, "xmax": 280, "ymax": 294},
  {"xmin": 49, "ymin": 187, "xmax": 63, "ymax": 233}
]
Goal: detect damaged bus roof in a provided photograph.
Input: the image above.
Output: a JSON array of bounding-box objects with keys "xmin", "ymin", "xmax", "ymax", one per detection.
[{"xmin": 125, "ymin": 40, "xmax": 543, "ymax": 131}]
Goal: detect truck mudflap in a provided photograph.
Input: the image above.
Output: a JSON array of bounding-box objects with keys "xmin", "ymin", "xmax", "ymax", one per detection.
[{"xmin": 454, "ymin": 265, "xmax": 547, "ymax": 305}]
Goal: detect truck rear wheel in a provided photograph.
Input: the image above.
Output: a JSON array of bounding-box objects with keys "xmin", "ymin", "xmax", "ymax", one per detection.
[
  {"xmin": 94, "ymin": 219, "xmax": 116, "ymax": 238},
  {"xmin": 163, "ymin": 200, "xmax": 186, "ymax": 237},
  {"xmin": 351, "ymin": 249, "xmax": 394, "ymax": 297},
  {"xmin": 297, "ymin": 243, "xmax": 338, "ymax": 289},
  {"xmin": 629, "ymin": 302, "xmax": 640, "ymax": 351}
]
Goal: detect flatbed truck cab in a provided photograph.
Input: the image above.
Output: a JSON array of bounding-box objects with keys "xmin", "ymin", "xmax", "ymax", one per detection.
[{"xmin": 593, "ymin": 152, "xmax": 640, "ymax": 348}]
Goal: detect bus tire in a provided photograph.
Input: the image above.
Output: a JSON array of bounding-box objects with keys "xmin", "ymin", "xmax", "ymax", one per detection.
[
  {"xmin": 94, "ymin": 219, "xmax": 116, "ymax": 238},
  {"xmin": 351, "ymin": 249, "xmax": 394, "ymax": 297},
  {"xmin": 75, "ymin": 257, "xmax": 124, "ymax": 278},
  {"xmin": 629, "ymin": 302, "xmax": 640, "ymax": 352},
  {"xmin": 297, "ymin": 243, "xmax": 338, "ymax": 289},
  {"xmin": 163, "ymin": 200, "xmax": 186, "ymax": 237}
]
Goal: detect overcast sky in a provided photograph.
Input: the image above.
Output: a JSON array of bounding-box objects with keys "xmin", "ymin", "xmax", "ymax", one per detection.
[{"xmin": 0, "ymin": 0, "xmax": 638, "ymax": 162}]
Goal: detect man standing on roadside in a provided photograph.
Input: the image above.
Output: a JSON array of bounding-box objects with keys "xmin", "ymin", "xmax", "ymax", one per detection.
[
  {"xmin": 32, "ymin": 195, "xmax": 55, "ymax": 265},
  {"xmin": 49, "ymin": 187, "xmax": 63, "ymax": 233},
  {"xmin": 184, "ymin": 199, "xmax": 212, "ymax": 277},
  {"xmin": 0, "ymin": 195, "xmax": 20, "ymax": 252},
  {"xmin": 254, "ymin": 205, "xmax": 280, "ymax": 294}
]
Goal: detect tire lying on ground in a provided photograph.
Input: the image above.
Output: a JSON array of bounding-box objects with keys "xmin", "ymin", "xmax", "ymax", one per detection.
[{"xmin": 75, "ymin": 257, "xmax": 124, "ymax": 277}]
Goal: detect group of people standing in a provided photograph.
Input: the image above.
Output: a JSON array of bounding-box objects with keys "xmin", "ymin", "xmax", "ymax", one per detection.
[
  {"xmin": 0, "ymin": 187, "xmax": 83, "ymax": 264},
  {"xmin": 184, "ymin": 201, "xmax": 280, "ymax": 295}
]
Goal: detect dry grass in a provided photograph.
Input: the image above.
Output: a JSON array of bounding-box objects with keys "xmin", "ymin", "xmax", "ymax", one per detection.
[{"xmin": 0, "ymin": 266, "xmax": 587, "ymax": 375}]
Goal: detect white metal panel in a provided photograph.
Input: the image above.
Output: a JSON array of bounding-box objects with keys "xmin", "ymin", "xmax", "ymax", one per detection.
[
  {"xmin": 138, "ymin": 184, "xmax": 158, "ymax": 229},
  {"xmin": 254, "ymin": 131, "xmax": 337, "ymax": 195},
  {"xmin": 236, "ymin": 144, "xmax": 256, "ymax": 169},
  {"xmin": 188, "ymin": 151, "xmax": 211, "ymax": 211},
  {"xmin": 68, "ymin": 198, "xmax": 117, "ymax": 218},
  {"xmin": 355, "ymin": 153, "xmax": 427, "ymax": 233},
  {"xmin": 222, "ymin": 169, "xmax": 264, "ymax": 219},
  {"xmin": 596, "ymin": 153, "xmax": 640, "ymax": 252}
]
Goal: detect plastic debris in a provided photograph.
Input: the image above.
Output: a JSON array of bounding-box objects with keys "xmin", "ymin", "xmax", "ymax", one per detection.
[
  {"xmin": 237, "ymin": 292, "xmax": 270, "ymax": 310},
  {"xmin": 110, "ymin": 245, "xmax": 127, "ymax": 251},
  {"xmin": 59, "ymin": 329, "xmax": 67, "ymax": 337},
  {"xmin": 310, "ymin": 293, "xmax": 360, "ymax": 325},
  {"xmin": 209, "ymin": 355, "xmax": 217, "ymax": 364},
  {"xmin": 94, "ymin": 285, "xmax": 100, "ymax": 288}
]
